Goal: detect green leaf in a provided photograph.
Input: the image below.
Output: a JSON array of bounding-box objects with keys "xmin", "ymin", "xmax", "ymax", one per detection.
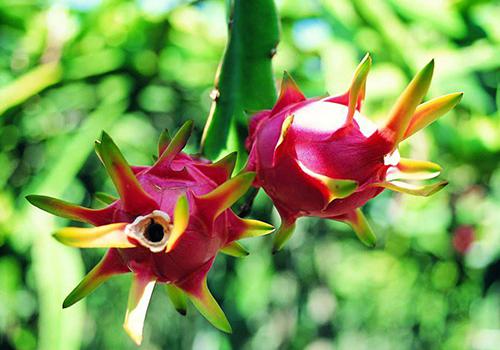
[{"xmin": 201, "ymin": 0, "xmax": 280, "ymax": 170}]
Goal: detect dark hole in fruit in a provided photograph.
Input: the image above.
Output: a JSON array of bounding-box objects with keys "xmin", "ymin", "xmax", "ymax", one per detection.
[{"xmin": 145, "ymin": 219, "xmax": 164, "ymax": 243}]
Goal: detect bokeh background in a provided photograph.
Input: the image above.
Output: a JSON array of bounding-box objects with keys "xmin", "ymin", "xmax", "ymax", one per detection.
[{"xmin": 0, "ymin": 0, "xmax": 499, "ymax": 349}]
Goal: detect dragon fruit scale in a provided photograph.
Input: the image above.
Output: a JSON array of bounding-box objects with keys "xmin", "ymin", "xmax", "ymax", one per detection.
[
  {"xmin": 27, "ymin": 121, "xmax": 274, "ymax": 345},
  {"xmin": 246, "ymin": 54, "xmax": 462, "ymax": 252}
]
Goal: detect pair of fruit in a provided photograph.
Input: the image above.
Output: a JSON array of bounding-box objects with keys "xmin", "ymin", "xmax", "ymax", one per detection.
[{"xmin": 28, "ymin": 55, "xmax": 461, "ymax": 344}]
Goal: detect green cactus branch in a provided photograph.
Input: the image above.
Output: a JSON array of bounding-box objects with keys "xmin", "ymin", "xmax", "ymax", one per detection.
[{"xmin": 201, "ymin": 0, "xmax": 279, "ymax": 168}]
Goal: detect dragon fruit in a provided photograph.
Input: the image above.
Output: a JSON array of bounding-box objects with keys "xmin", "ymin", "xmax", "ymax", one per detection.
[
  {"xmin": 246, "ymin": 54, "xmax": 462, "ymax": 252},
  {"xmin": 27, "ymin": 121, "xmax": 274, "ymax": 345}
]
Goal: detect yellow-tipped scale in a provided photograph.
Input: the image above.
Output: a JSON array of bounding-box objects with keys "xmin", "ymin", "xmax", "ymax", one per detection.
[
  {"xmin": 383, "ymin": 60, "xmax": 434, "ymax": 147},
  {"xmin": 26, "ymin": 194, "xmax": 109, "ymax": 226},
  {"xmin": 196, "ymin": 172, "xmax": 256, "ymax": 221},
  {"xmin": 234, "ymin": 217, "xmax": 275, "ymax": 239},
  {"xmin": 211, "ymin": 152, "xmax": 237, "ymax": 176},
  {"xmin": 346, "ymin": 53, "xmax": 372, "ymax": 123},
  {"xmin": 386, "ymin": 158, "xmax": 442, "ymax": 181},
  {"xmin": 97, "ymin": 132, "xmax": 157, "ymax": 214},
  {"xmin": 63, "ymin": 250, "xmax": 129, "ymax": 308},
  {"xmin": 53, "ymin": 223, "xmax": 134, "ymax": 248},
  {"xmin": 94, "ymin": 192, "xmax": 118, "ymax": 205},
  {"xmin": 123, "ymin": 274, "xmax": 156, "ymax": 345},
  {"xmin": 185, "ymin": 279, "xmax": 232, "ymax": 334},
  {"xmin": 297, "ymin": 160, "xmax": 358, "ymax": 207},
  {"xmin": 220, "ymin": 241, "xmax": 249, "ymax": 257},
  {"xmin": 272, "ymin": 220, "xmax": 296, "ymax": 254},
  {"xmin": 166, "ymin": 194, "xmax": 190, "ymax": 252},
  {"xmin": 404, "ymin": 92, "xmax": 463, "ymax": 139},
  {"xmin": 342, "ymin": 209, "xmax": 377, "ymax": 248},
  {"xmin": 151, "ymin": 120, "xmax": 193, "ymax": 173},
  {"xmin": 372, "ymin": 180, "xmax": 448, "ymax": 197},
  {"xmin": 165, "ymin": 284, "xmax": 188, "ymax": 316},
  {"xmin": 273, "ymin": 114, "xmax": 294, "ymax": 161},
  {"xmin": 271, "ymin": 72, "xmax": 306, "ymax": 114},
  {"xmin": 157, "ymin": 128, "xmax": 172, "ymax": 156}
]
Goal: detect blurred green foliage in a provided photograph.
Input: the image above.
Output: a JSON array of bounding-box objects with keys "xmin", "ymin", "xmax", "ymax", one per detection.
[{"xmin": 0, "ymin": 0, "xmax": 499, "ymax": 349}]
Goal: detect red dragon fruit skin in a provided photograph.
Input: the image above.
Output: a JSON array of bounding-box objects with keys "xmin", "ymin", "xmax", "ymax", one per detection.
[
  {"xmin": 246, "ymin": 54, "xmax": 462, "ymax": 252},
  {"xmin": 27, "ymin": 121, "xmax": 274, "ymax": 345}
]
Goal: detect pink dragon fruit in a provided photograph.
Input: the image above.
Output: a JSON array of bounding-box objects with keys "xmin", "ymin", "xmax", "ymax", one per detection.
[
  {"xmin": 246, "ymin": 54, "xmax": 462, "ymax": 252},
  {"xmin": 27, "ymin": 121, "xmax": 274, "ymax": 345}
]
